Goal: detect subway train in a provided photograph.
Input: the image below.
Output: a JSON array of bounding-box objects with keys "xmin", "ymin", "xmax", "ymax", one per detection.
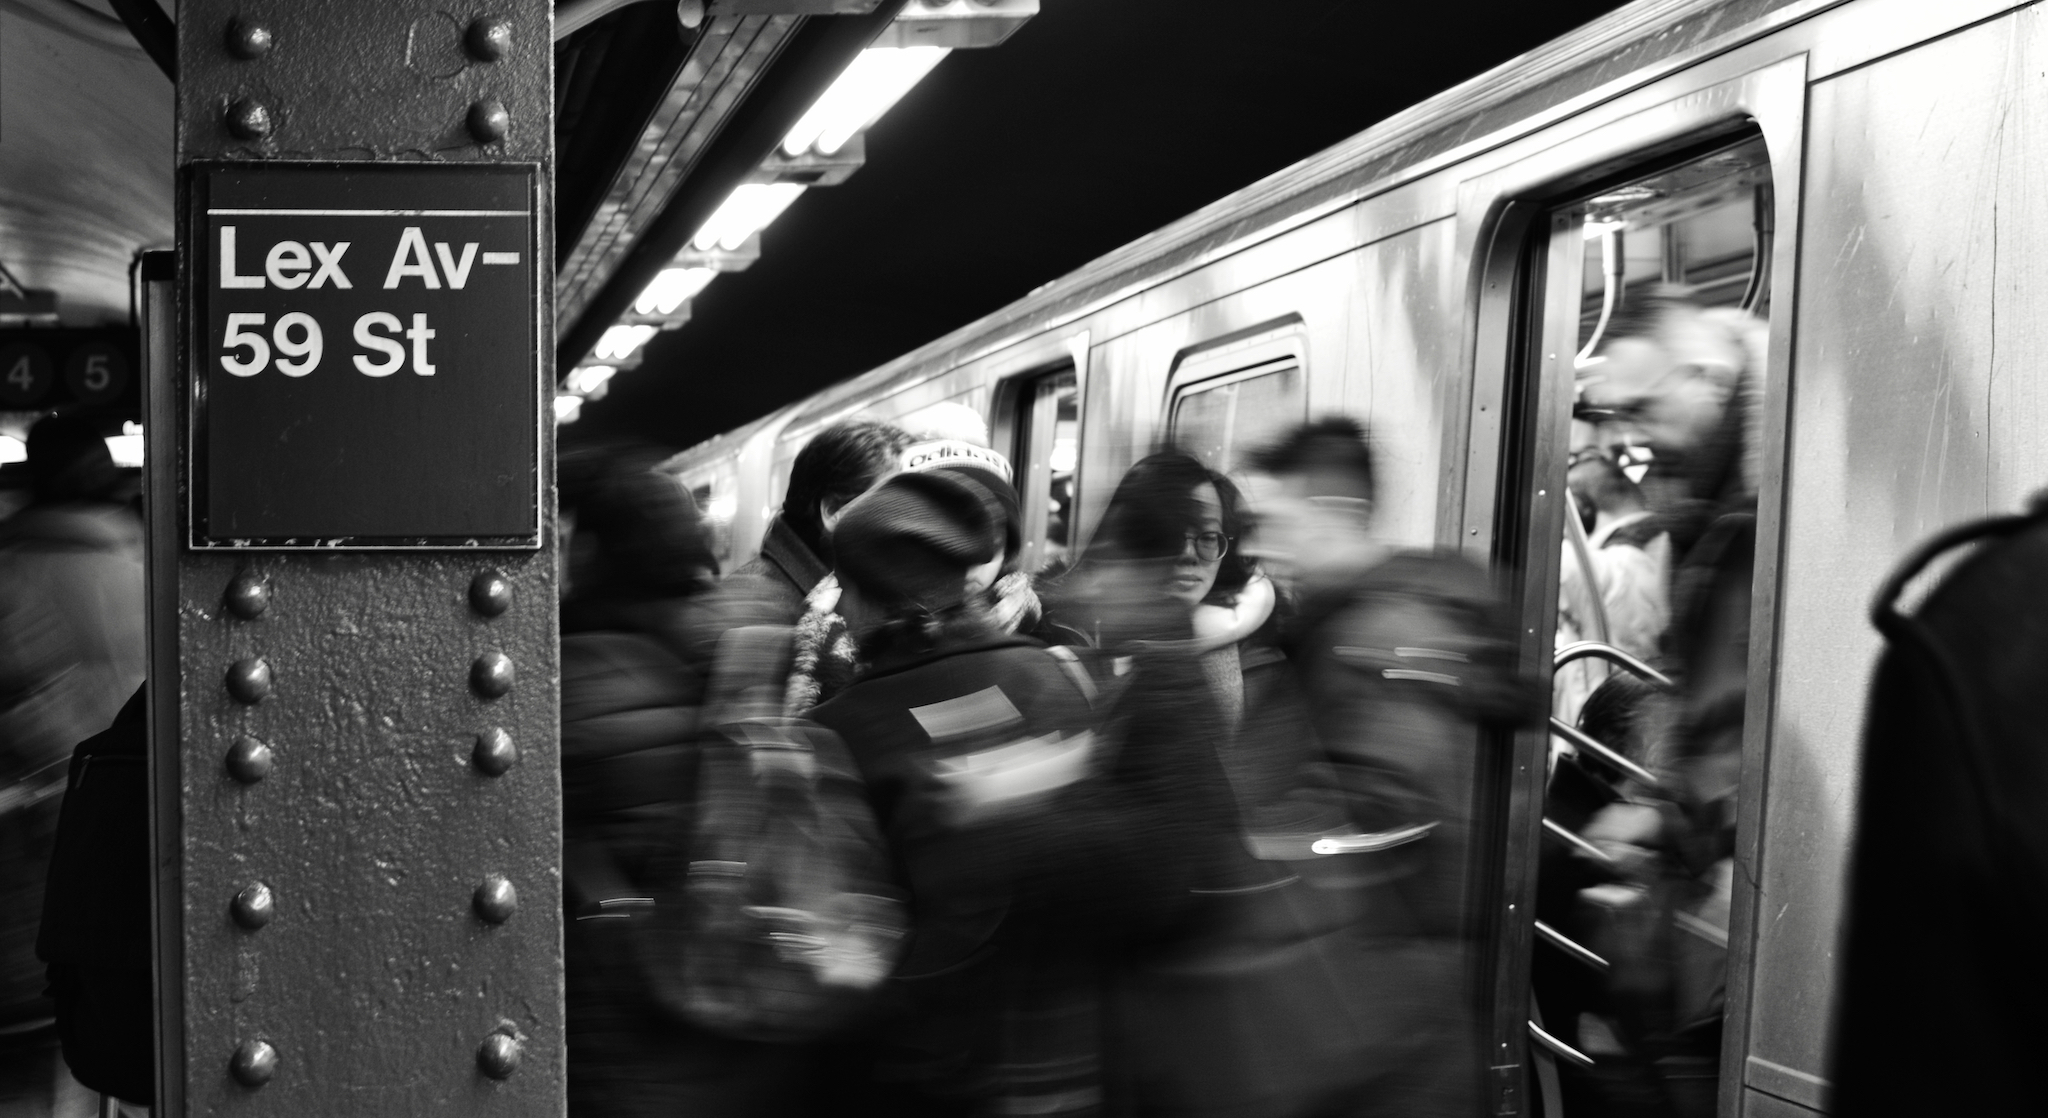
[{"xmin": 665, "ymin": 0, "xmax": 2045, "ymax": 1113}]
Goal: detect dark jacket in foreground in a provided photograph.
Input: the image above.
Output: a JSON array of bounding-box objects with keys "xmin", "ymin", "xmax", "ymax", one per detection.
[
  {"xmin": 1274, "ymin": 551, "xmax": 1535, "ymax": 1118},
  {"xmin": 1833, "ymin": 508, "xmax": 2048, "ymax": 1116},
  {"xmin": 809, "ymin": 629, "xmax": 1237, "ymax": 1117}
]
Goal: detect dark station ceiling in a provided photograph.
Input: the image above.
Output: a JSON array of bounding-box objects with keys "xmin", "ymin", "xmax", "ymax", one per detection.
[{"xmin": 564, "ymin": 0, "xmax": 1634, "ymax": 452}]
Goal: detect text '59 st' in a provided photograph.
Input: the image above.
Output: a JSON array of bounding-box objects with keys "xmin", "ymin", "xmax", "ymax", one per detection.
[{"xmin": 213, "ymin": 226, "xmax": 522, "ymax": 378}]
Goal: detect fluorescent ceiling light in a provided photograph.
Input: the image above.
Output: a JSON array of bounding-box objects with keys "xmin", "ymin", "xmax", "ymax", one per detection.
[
  {"xmin": 0, "ymin": 435, "xmax": 24, "ymax": 465},
  {"xmin": 782, "ymin": 46, "xmax": 950, "ymax": 157},
  {"xmin": 635, "ymin": 267, "xmax": 718, "ymax": 316},
  {"xmin": 691, "ymin": 183, "xmax": 805, "ymax": 253},
  {"xmin": 553, "ymin": 395, "xmax": 584, "ymax": 424},
  {"xmin": 566, "ymin": 365, "xmax": 615, "ymax": 396},
  {"xmin": 596, "ymin": 324, "xmax": 660, "ymax": 362},
  {"xmin": 105, "ymin": 435, "xmax": 144, "ymax": 468}
]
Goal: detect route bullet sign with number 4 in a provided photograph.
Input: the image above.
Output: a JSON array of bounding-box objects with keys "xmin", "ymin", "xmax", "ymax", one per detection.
[{"xmin": 190, "ymin": 163, "xmax": 542, "ymax": 548}]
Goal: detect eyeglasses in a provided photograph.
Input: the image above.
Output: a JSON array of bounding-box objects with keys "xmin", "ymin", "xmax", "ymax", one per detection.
[{"xmin": 1182, "ymin": 531, "xmax": 1231, "ymax": 562}]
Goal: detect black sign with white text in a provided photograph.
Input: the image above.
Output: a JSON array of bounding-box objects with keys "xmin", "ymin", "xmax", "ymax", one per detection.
[{"xmin": 191, "ymin": 163, "xmax": 541, "ymax": 547}]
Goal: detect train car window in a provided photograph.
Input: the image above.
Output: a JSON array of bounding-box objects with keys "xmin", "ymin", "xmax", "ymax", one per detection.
[
  {"xmin": 1012, "ymin": 368, "xmax": 1078, "ymax": 574},
  {"xmin": 1168, "ymin": 357, "xmax": 1303, "ymax": 475},
  {"xmin": 1516, "ymin": 133, "xmax": 1774, "ymax": 1117}
]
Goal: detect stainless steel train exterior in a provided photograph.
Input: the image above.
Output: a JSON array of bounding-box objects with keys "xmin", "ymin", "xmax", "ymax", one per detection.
[{"xmin": 666, "ymin": 0, "xmax": 2046, "ymax": 1113}]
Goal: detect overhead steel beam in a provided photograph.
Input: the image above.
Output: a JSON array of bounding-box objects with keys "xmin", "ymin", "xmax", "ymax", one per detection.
[{"xmin": 555, "ymin": 0, "xmax": 907, "ymax": 370}]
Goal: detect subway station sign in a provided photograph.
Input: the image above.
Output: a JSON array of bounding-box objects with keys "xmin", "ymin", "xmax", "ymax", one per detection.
[{"xmin": 189, "ymin": 164, "xmax": 542, "ymax": 548}]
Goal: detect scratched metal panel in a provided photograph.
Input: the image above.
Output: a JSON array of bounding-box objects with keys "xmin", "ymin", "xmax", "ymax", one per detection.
[
  {"xmin": 1766, "ymin": 6, "xmax": 2046, "ymax": 1098},
  {"xmin": 166, "ymin": 2, "xmax": 561, "ymax": 1115}
]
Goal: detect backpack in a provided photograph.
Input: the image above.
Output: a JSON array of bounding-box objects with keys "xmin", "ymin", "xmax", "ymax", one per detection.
[
  {"xmin": 647, "ymin": 625, "xmax": 907, "ymax": 1042},
  {"xmin": 35, "ymin": 685, "xmax": 153, "ymax": 1105},
  {"xmin": 1833, "ymin": 500, "xmax": 2048, "ymax": 1114}
]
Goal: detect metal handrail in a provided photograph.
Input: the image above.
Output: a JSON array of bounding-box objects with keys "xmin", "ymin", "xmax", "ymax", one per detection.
[
  {"xmin": 1543, "ymin": 817, "xmax": 1613, "ymax": 863},
  {"xmin": 1528, "ymin": 1020, "xmax": 1595, "ymax": 1068},
  {"xmin": 1552, "ymin": 640, "xmax": 1676, "ymax": 689},
  {"xmin": 1534, "ymin": 920, "xmax": 1610, "ymax": 972},
  {"xmin": 1549, "ymin": 717, "xmax": 1663, "ymax": 789}
]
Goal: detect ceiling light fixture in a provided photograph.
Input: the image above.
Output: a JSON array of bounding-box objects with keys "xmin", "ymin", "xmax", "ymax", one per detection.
[
  {"xmin": 692, "ymin": 183, "xmax": 806, "ymax": 253},
  {"xmin": 565, "ymin": 365, "xmax": 616, "ymax": 396},
  {"xmin": 781, "ymin": 46, "xmax": 950, "ymax": 157},
  {"xmin": 596, "ymin": 323, "xmax": 660, "ymax": 361},
  {"xmin": 634, "ymin": 267, "xmax": 719, "ymax": 316}
]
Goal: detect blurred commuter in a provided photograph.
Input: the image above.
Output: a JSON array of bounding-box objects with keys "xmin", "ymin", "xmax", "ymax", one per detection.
[
  {"xmin": 786, "ymin": 438, "xmax": 1030, "ymax": 716},
  {"xmin": 807, "ymin": 469, "xmax": 1236, "ymax": 1118},
  {"xmin": 0, "ymin": 414, "xmax": 144, "ymax": 1115},
  {"xmin": 1234, "ymin": 417, "xmax": 1536, "ymax": 1118},
  {"xmin": 1576, "ymin": 288, "xmax": 1767, "ymax": 1096},
  {"xmin": 1081, "ymin": 452, "xmax": 1409, "ymax": 1118},
  {"xmin": 556, "ymin": 448, "xmax": 810, "ymax": 1116},
  {"xmin": 711, "ymin": 418, "xmax": 912, "ymax": 637}
]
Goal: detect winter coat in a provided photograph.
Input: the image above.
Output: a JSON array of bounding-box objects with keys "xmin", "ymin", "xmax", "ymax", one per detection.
[
  {"xmin": 559, "ymin": 596, "xmax": 818, "ymax": 1117},
  {"xmin": 1262, "ymin": 551, "xmax": 1536, "ymax": 1117},
  {"xmin": 714, "ymin": 517, "xmax": 829, "ymax": 632},
  {"xmin": 808, "ymin": 628, "xmax": 1237, "ymax": 1117}
]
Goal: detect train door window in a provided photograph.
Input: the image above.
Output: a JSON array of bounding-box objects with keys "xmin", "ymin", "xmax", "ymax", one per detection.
[
  {"xmin": 1168, "ymin": 357, "xmax": 1304, "ymax": 475},
  {"xmin": 1506, "ymin": 133, "xmax": 1774, "ymax": 1117},
  {"xmin": 1012, "ymin": 368, "xmax": 1078, "ymax": 574}
]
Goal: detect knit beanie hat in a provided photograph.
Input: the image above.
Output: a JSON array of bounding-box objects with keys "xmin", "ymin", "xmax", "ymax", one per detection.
[
  {"xmin": 832, "ymin": 470, "xmax": 1003, "ymax": 610},
  {"xmin": 898, "ymin": 439, "xmax": 1022, "ymax": 566}
]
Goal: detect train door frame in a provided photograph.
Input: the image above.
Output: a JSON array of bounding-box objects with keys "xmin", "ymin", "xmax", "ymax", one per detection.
[
  {"xmin": 987, "ymin": 329, "xmax": 1092, "ymax": 569},
  {"xmin": 1452, "ymin": 55, "xmax": 1808, "ymax": 1117}
]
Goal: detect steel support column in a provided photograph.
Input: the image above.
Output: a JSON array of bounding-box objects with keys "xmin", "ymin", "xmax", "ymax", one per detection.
[{"xmin": 157, "ymin": 4, "xmax": 559, "ymax": 1114}]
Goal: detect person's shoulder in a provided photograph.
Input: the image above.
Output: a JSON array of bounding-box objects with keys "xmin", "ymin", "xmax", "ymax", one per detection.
[{"xmin": 1316, "ymin": 552, "xmax": 1542, "ymax": 724}]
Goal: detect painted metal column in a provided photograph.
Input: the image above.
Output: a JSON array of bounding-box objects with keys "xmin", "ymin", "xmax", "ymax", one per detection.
[{"xmin": 156, "ymin": 4, "xmax": 559, "ymax": 1114}]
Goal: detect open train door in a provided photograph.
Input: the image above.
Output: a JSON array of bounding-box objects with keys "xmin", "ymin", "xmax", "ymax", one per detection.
[{"xmin": 1452, "ymin": 55, "xmax": 1810, "ymax": 1118}]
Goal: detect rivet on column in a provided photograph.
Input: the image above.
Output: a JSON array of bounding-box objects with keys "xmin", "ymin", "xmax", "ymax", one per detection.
[
  {"xmin": 230, "ymin": 1039, "xmax": 278, "ymax": 1087},
  {"xmin": 226, "ymin": 657, "xmax": 272, "ymax": 703},
  {"xmin": 472, "ymin": 728, "xmax": 517, "ymax": 775},
  {"xmin": 469, "ymin": 570, "xmax": 512, "ymax": 617},
  {"xmin": 224, "ymin": 573, "xmax": 270, "ymax": 619},
  {"xmin": 225, "ymin": 98, "xmax": 274, "ymax": 140},
  {"xmin": 225, "ymin": 735, "xmax": 274, "ymax": 783},
  {"xmin": 466, "ymin": 99, "xmax": 509, "ymax": 144},
  {"xmin": 465, "ymin": 17, "xmax": 512, "ymax": 62},
  {"xmin": 224, "ymin": 17, "xmax": 274, "ymax": 59},
  {"xmin": 477, "ymin": 1031, "xmax": 521, "ymax": 1080},
  {"xmin": 470, "ymin": 652, "xmax": 514, "ymax": 698},
  {"xmin": 231, "ymin": 882, "xmax": 275, "ymax": 930},
  {"xmin": 473, "ymin": 875, "xmax": 517, "ymax": 924}
]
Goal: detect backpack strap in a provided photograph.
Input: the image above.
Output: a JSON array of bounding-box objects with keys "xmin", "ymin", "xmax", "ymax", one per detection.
[{"xmin": 1043, "ymin": 644, "xmax": 1098, "ymax": 709}]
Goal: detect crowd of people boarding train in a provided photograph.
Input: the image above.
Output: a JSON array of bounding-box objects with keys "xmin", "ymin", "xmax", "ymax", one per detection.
[
  {"xmin": 556, "ymin": 286, "xmax": 1774, "ymax": 1118},
  {"xmin": 560, "ymin": 409, "xmax": 1542, "ymax": 1118}
]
